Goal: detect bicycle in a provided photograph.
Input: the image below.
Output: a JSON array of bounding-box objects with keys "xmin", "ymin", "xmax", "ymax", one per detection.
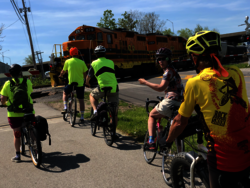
[
  {"xmin": 0, "ymin": 104, "xmax": 42, "ymax": 168},
  {"xmin": 90, "ymin": 87, "xmax": 117, "ymax": 146},
  {"xmin": 170, "ymin": 130, "xmax": 210, "ymax": 188},
  {"xmin": 143, "ymin": 96, "xmax": 185, "ymax": 186},
  {"xmin": 60, "ymin": 77, "xmax": 79, "ymax": 127}
]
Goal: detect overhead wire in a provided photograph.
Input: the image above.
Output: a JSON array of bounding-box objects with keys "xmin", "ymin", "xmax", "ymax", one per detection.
[
  {"xmin": 2, "ymin": 19, "xmax": 19, "ymax": 30},
  {"xmin": 10, "ymin": 0, "xmax": 25, "ymax": 24},
  {"xmin": 28, "ymin": 0, "xmax": 40, "ymax": 51}
]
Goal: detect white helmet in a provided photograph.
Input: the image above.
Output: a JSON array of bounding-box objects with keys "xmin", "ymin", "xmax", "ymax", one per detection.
[
  {"xmin": 94, "ymin": 45, "xmax": 106, "ymax": 54},
  {"xmin": 246, "ymin": 16, "xmax": 249, "ymax": 21}
]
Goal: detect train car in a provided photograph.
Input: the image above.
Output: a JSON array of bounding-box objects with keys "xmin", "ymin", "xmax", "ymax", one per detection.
[{"xmin": 49, "ymin": 25, "xmax": 189, "ymax": 87}]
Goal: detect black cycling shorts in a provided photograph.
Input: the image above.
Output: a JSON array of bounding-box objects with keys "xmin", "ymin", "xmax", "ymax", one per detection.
[
  {"xmin": 208, "ymin": 165, "xmax": 250, "ymax": 188},
  {"xmin": 64, "ymin": 85, "xmax": 85, "ymax": 99}
]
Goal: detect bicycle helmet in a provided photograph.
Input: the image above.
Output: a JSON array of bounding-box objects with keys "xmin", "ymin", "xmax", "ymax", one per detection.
[
  {"xmin": 94, "ymin": 45, "xmax": 106, "ymax": 54},
  {"xmin": 69, "ymin": 47, "xmax": 78, "ymax": 56},
  {"xmin": 186, "ymin": 30, "xmax": 221, "ymax": 55},
  {"xmin": 186, "ymin": 30, "xmax": 228, "ymax": 77},
  {"xmin": 156, "ymin": 47, "xmax": 172, "ymax": 58},
  {"xmin": 9, "ymin": 64, "xmax": 22, "ymax": 77}
]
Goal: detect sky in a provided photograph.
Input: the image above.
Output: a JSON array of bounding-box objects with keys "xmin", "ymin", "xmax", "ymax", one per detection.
[{"xmin": 0, "ymin": 0, "xmax": 249, "ymax": 67}]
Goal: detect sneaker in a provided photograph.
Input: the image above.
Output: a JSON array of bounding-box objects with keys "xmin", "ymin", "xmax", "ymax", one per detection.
[
  {"xmin": 90, "ymin": 113, "xmax": 97, "ymax": 121},
  {"xmin": 80, "ymin": 119, "xmax": 84, "ymax": 124},
  {"xmin": 61, "ymin": 109, "xmax": 67, "ymax": 114},
  {"xmin": 146, "ymin": 141, "xmax": 156, "ymax": 150},
  {"xmin": 11, "ymin": 156, "xmax": 21, "ymax": 163},
  {"xmin": 113, "ymin": 133, "xmax": 120, "ymax": 140}
]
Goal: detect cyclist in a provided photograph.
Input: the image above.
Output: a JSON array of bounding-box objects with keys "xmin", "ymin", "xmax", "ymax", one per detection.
[
  {"xmin": 160, "ymin": 31, "xmax": 250, "ymax": 187},
  {"xmin": 59, "ymin": 47, "xmax": 88, "ymax": 123},
  {"xmin": 138, "ymin": 47, "xmax": 184, "ymax": 150},
  {"xmin": 0, "ymin": 64, "xmax": 35, "ymax": 162},
  {"xmin": 85, "ymin": 45, "xmax": 119, "ymax": 138}
]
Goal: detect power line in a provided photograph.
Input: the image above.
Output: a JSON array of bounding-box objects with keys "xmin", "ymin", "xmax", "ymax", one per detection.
[
  {"xmin": 29, "ymin": 2, "xmax": 40, "ymax": 51},
  {"xmin": 21, "ymin": 21, "xmax": 30, "ymax": 47},
  {"xmin": 10, "ymin": 0, "xmax": 25, "ymax": 24},
  {"xmin": 2, "ymin": 19, "xmax": 19, "ymax": 30}
]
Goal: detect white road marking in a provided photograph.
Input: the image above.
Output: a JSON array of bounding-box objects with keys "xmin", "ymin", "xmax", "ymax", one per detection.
[{"xmin": 119, "ymin": 83, "xmax": 147, "ymax": 88}]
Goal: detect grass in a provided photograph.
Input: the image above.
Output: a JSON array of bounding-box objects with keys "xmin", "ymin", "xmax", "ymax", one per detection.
[
  {"xmin": 31, "ymin": 75, "xmax": 51, "ymax": 87},
  {"xmin": 224, "ymin": 62, "xmax": 250, "ymax": 69}
]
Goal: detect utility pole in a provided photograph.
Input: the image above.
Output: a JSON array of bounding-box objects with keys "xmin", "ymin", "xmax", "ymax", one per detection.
[
  {"xmin": 20, "ymin": 0, "xmax": 37, "ymax": 69},
  {"xmin": 35, "ymin": 51, "xmax": 45, "ymax": 79}
]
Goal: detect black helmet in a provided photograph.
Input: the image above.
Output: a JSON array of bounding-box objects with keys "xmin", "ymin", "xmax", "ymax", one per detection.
[
  {"xmin": 156, "ymin": 47, "xmax": 172, "ymax": 58},
  {"xmin": 9, "ymin": 64, "xmax": 22, "ymax": 77},
  {"xmin": 94, "ymin": 45, "xmax": 106, "ymax": 54}
]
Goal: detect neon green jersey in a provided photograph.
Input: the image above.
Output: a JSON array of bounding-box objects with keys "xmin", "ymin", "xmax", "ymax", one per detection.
[
  {"xmin": 1, "ymin": 78, "xmax": 35, "ymax": 117},
  {"xmin": 63, "ymin": 57, "xmax": 88, "ymax": 87}
]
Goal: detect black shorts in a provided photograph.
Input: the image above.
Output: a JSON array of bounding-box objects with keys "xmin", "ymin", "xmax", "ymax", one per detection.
[
  {"xmin": 64, "ymin": 85, "xmax": 85, "ymax": 99},
  {"xmin": 208, "ymin": 165, "xmax": 250, "ymax": 188}
]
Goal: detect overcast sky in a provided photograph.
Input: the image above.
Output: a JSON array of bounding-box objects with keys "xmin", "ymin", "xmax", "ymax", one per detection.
[{"xmin": 0, "ymin": 0, "xmax": 249, "ymax": 66}]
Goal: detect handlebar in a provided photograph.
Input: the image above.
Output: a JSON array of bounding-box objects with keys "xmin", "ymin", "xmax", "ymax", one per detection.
[{"xmin": 145, "ymin": 96, "xmax": 164, "ymax": 115}]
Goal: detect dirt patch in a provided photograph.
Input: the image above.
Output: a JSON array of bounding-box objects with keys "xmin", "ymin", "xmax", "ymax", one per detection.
[{"xmin": 45, "ymin": 99, "xmax": 92, "ymax": 113}]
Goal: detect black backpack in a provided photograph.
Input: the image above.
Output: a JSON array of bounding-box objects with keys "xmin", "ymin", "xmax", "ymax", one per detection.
[
  {"xmin": 8, "ymin": 78, "xmax": 33, "ymax": 113},
  {"xmin": 35, "ymin": 116, "xmax": 51, "ymax": 145}
]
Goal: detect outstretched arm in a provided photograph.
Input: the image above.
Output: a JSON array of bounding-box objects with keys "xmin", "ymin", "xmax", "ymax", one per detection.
[{"xmin": 138, "ymin": 78, "xmax": 169, "ymax": 92}]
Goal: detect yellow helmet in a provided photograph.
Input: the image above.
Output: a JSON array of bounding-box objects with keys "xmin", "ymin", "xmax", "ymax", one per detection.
[{"xmin": 186, "ymin": 30, "xmax": 221, "ymax": 55}]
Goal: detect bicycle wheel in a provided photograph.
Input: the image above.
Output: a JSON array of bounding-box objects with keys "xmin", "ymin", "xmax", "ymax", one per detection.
[
  {"xmin": 103, "ymin": 109, "xmax": 116, "ymax": 146},
  {"xmin": 90, "ymin": 107, "xmax": 97, "ymax": 136},
  {"xmin": 143, "ymin": 130, "xmax": 158, "ymax": 164},
  {"xmin": 70, "ymin": 95, "xmax": 77, "ymax": 127},
  {"xmin": 162, "ymin": 139, "xmax": 185, "ymax": 186},
  {"xmin": 170, "ymin": 152, "xmax": 209, "ymax": 188},
  {"xmin": 29, "ymin": 128, "xmax": 42, "ymax": 168},
  {"xmin": 20, "ymin": 128, "xmax": 26, "ymax": 155}
]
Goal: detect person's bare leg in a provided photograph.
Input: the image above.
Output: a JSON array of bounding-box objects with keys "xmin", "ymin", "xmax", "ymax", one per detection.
[
  {"xmin": 148, "ymin": 108, "xmax": 165, "ymax": 137},
  {"xmin": 13, "ymin": 127, "xmax": 21, "ymax": 152},
  {"xmin": 79, "ymin": 99, "xmax": 85, "ymax": 111},
  {"xmin": 89, "ymin": 94, "xmax": 98, "ymax": 111}
]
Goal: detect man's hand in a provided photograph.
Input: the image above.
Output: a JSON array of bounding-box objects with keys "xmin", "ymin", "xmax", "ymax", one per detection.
[
  {"xmin": 138, "ymin": 78, "xmax": 146, "ymax": 85},
  {"xmin": 85, "ymin": 82, "xmax": 90, "ymax": 88}
]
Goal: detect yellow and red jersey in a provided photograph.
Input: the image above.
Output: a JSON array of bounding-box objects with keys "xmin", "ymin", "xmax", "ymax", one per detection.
[{"xmin": 179, "ymin": 66, "xmax": 250, "ymax": 172}]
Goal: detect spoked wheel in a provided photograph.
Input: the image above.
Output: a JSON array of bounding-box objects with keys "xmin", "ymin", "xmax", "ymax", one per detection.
[
  {"xmin": 162, "ymin": 139, "xmax": 184, "ymax": 186},
  {"xmin": 20, "ymin": 129, "xmax": 26, "ymax": 155},
  {"xmin": 29, "ymin": 128, "xmax": 42, "ymax": 168},
  {"xmin": 90, "ymin": 107, "xmax": 97, "ymax": 136},
  {"xmin": 103, "ymin": 111, "xmax": 116, "ymax": 146},
  {"xmin": 69, "ymin": 95, "xmax": 77, "ymax": 127},
  {"xmin": 143, "ymin": 130, "xmax": 158, "ymax": 164}
]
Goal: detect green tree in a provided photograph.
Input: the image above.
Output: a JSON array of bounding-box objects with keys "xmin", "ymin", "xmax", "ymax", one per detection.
[
  {"xmin": 162, "ymin": 28, "xmax": 174, "ymax": 36},
  {"xmin": 23, "ymin": 55, "xmax": 33, "ymax": 65},
  {"xmin": 97, "ymin": 10, "xmax": 117, "ymax": 30},
  {"xmin": 177, "ymin": 28, "xmax": 194, "ymax": 39},
  {"xmin": 193, "ymin": 24, "xmax": 220, "ymax": 34},
  {"xmin": 117, "ymin": 11, "xmax": 138, "ymax": 31}
]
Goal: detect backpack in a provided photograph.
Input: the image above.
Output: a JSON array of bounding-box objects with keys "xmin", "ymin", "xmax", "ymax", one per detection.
[
  {"xmin": 96, "ymin": 102, "xmax": 109, "ymax": 126},
  {"xmin": 35, "ymin": 115, "xmax": 51, "ymax": 145},
  {"xmin": 8, "ymin": 78, "xmax": 33, "ymax": 113}
]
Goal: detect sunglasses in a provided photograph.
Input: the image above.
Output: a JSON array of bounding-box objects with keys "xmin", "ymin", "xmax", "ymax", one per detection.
[{"xmin": 157, "ymin": 57, "xmax": 169, "ymax": 61}]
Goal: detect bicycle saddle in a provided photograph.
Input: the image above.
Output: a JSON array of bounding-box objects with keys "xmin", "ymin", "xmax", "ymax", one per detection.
[
  {"xmin": 71, "ymin": 82, "xmax": 78, "ymax": 87},
  {"xmin": 170, "ymin": 105, "xmax": 179, "ymax": 111},
  {"xmin": 23, "ymin": 111, "xmax": 34, "ymax": 121},
  {"xmin": 101, "ymin": 87, "xmax": 112, "ymax": 92}
]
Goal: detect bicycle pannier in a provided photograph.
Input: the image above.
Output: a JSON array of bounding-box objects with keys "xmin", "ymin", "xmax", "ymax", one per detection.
[{"xmin": 35, "ymin": 116, "xmax": 51, "ymax": 145}]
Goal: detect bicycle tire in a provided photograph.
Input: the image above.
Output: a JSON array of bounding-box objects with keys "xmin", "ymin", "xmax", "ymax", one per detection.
[
  {"xmin": 90, "ymin": 107, "xmax": 97, "ymax": 136},
  {"xmin": 170, "ymin": 152, "xmax": 209, "ymax": 188},
  {"xmin": 143, "ymin": 130, "xmax": 158, "ymax": 164},
  {"xmin": 103, "ymin": 108, "xmax": 116, "ymax": 146},
  {"xmin": 20, "ymin": 128, "xmax": 26, "ymax": 155},
  {"xmin": 70, "ymin": 95, "xmax": 77, "ymax": 127},
  {"xmin": 162, "ymin": 139, "xmax": 185, "ymax": 186},
  {"xmin": 29, "ymin": 128, "xmax": 42, "ymax": 168}
]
